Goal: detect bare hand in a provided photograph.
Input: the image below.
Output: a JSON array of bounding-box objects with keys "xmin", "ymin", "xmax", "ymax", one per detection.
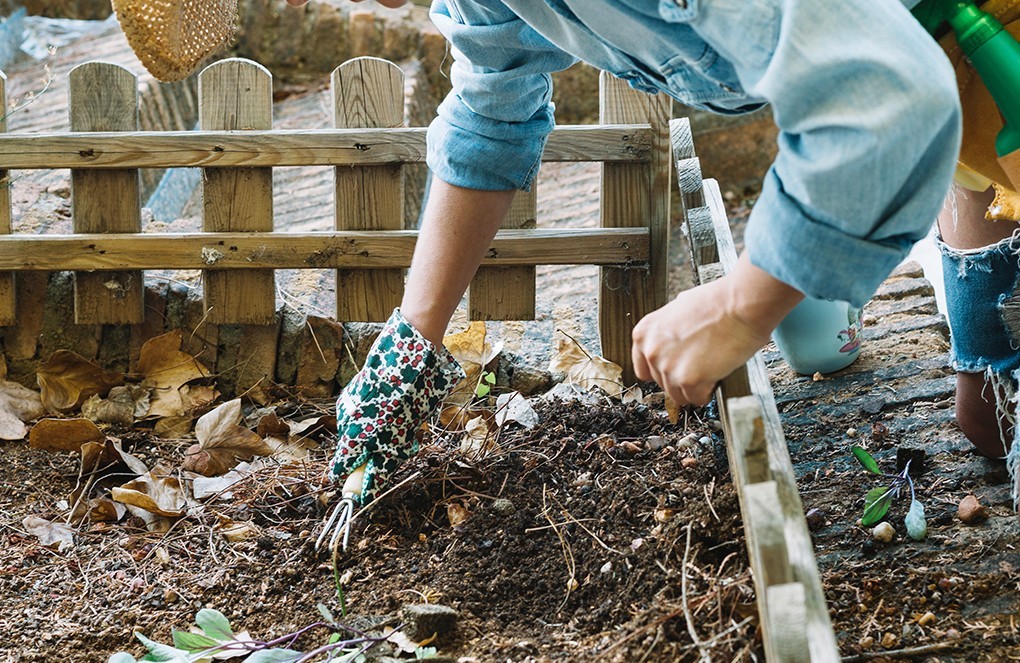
[{"xmin": 632, "ymin": 253, "xmax": 803, "ymax": 406}]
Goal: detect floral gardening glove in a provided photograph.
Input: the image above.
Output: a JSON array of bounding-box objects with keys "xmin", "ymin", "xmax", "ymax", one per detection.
[{"xmin": 329, "ymin": 308, "xmax": 465, "ymax": 505}]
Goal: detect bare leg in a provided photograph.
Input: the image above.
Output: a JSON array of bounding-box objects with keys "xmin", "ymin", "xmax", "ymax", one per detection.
[
  {"xmin": 400, "ymin": 178, "xmax": 516, "ymax": 346},
  {"xmin": 937, "ymin": 184, "xmax": 1017, "ymax": 457}
]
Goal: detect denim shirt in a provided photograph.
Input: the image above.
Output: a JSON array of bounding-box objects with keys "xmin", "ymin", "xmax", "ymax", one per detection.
[{"xmin": 426, "ymin": 0, "xmax": 961, "ymax": 307}]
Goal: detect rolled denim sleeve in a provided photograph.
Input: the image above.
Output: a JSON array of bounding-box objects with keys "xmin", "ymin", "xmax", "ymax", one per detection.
[
  {"xmin": 687, "ymin": 0, "xmax": 961, "ymax": 307},
  {"xmin": 427, "ymin": 0, "xmax": 578, "ymax": 191}
]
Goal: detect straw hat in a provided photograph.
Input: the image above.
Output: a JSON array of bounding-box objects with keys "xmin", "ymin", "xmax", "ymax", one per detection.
[{"xmin": 111, "ymin": 0, "xmax": 238, "ymax": 82}]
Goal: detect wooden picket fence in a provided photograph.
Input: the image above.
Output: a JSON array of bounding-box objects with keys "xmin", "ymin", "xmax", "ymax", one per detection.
[{"xmin": 0, "ymin": 56, "xmax": 671, "ymax": 379}]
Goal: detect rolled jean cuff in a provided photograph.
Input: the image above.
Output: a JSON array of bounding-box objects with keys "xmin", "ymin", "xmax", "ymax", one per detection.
[{"xmin": 937, "ymin": 232, "xmax": 1020, "ymax": 376}]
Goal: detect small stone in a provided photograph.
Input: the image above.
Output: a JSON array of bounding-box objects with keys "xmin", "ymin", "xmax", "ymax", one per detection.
[
  {"xmin": 805, "ymin": 508, "xmax": 825, "ymax": 531},
  {"xmin": 630, "ymin": 537, "xmax": 645, "ymax": 552},
  {"xmin": 491, "ymin": 499, "xmax": 516, "ymax": 516},
  {"xmin": 881, "ymin": 632, "xmax": 898, "ymax": 648},
  {"xmin": 401, "ymin": 603, "xmax": 459, "ymax": 642},
  {"xmin": 622, "ymin": 441, "xmax": 642, "ymax": 455},
  {"xmin": 946, "ymin": 628, "xmax": 961, "ymax": 640},
  {"xmin": 676, "ymin": 433, "xmax": 699, "ymax": 450},
  {"xmin": 958, "ymin": 495, "xmax": 989, "ymax": 524},
  {"xmin": 812, "ymin": 372, "xmax": 825, "ymax": 382},
  {"xmin": 918, "ymin": 611, "xmax": 936, "ymax": 627},
  {"xmin": 646, "ymin": 435, "xmax": 667, "ymax": 451},
  {"xmin": 858, "ymin": 635, "xmax": 874, "ymax": 650},
  {"xmin": 681, "ymin": 456, "xmax": 698, "ymax": 469},
  {"xmin": 163, "ymin": 588, "xmax": 178, "ymax": 603},
  {"xmin": 654, "ymin": 508, "xmax": 675, "ymax": 523},
  {"xmin": 599, "ymin": 561, "xmax": 613, "ymax": 574},
  {"xmin": 872, "ymin": 522, "xmax": 895, "ymax": 543},
  {"xmin": 846, "ymin": 427, "xmax": 857, "ymax": 438},
  {"xmin": 698, "ymin": 435, "xmax": 712, "ymax": 446}
]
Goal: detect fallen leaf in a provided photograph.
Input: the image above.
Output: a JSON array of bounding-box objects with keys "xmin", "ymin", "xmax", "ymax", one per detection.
[
  {"xmin": 444, "ymin": 322, "xmax": 503, "ymax": 407},
  {"xmin": 112, "ymin": 470, "xmax": 187, "ymax": 518},
  {"xmin": 494, "ymin": 392, "xmax": 539, "ymax": 429},
  {"xmin": 665, "ymin": 396, "xmax": 680, "ymax": 425},
  {"xmin": 0, "ymin": 381, "xmax": 46, "ymax": 440},
  {"xmin": 383, "ymin": 628, "xmax": 422, "ymax": 655},
  {"xmin": 22, "ymin": 515, "xmax": 74, "ymax": 552},
  {"xmin": 447, "ymin": 502, "xmax": 471, "ymax": 528},
  {"xmin": 215, "ymin": 517, "xmax": 260, "ymax": 543},
  {"xmin": 136, "ymin": 331, "xmax": 211, "ymax": 418},
  {"xmin": 153, "ymin": 416, "xmax": 193, "ymax": 439},
  {"xmin": 263, "ymin": 436, "xmax": 312, "ymax": 462},
  {"xmin": 548, "ymin": 334, "xmax": 623, "ymax": 397},
  {"xmin": 36, "ymin": 350, "xmax": 123, "ymax": 414},
  {"xmin": 29, "ymin": 418, "xmax": 105, "ymax": 454},
  {"xmin": 87, "ymin": 498, "xmax": 127, "ymax": 522},
  {"xmin": 621, "ymin": 385, "xmax": 643, "ymax": 404},
  {"xmin": 81, "ymin": 385, "xmax": 151, "ymax": 426},
  {"xmin": 183, "ymin": 399, "xmax": 272, "ymax": 476},
  {"xmin": 459, "ymin": 416, "xmax": 496, "ymax": 456}
]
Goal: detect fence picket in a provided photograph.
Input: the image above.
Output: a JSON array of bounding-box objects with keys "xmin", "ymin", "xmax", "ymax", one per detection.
[
  {"xmin": 468, "ymin": 187, "xmax": 538, "ymax": 320},
  {"xmin": 333, "ymin": 57, "xmax": 405, "ymax": 322},
  {"xmin": 199, "ymin": 58, "xmax": 276, "ymax": 325},
  {"xmin": 0, "ymin": 70, "xmax": 14, "ymax": 325},
  {"xmin": 69, "ymin": 62, "xmax": 143, "ymax": 324},
  {"xmin": 597, "ymin": 73, "xmax": 671, "ymax": 382}
]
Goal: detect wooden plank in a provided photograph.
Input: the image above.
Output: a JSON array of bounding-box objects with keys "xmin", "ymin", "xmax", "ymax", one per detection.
[
  {"xmin": 0, "ymin": 70, "xmax": 14, "ymax": 325},
  {"xmin": 69, "ymin": 62, "xmax": 144, "ymax": 325},
  {"xmin": 766, "ymin": 583, "xmax": 810, "ymax": 663},
  {"xmin": 333, "ymin": 57, "xmax": 404, "ymax": 322},
  {"xmin": 0, "ymin": 228, "xmax": 649, "ymax": 270},
  {"xmin": 669, "ymin": 117, "xmax": 838, "ymax": 660},
  {"xmin": 200, "ymin": 58, "xmax": 276, "ymax": 325},
  {"xmin": 468, "ymin": 187, "xmax": 537, "ymax": 320},
  {"xmin": 0, "ymin": 125, "xmax": 654, "ymax": 169},
  {"xmin": 598, "ymin": 72, "xmax": 671, "ymax": 383},
  {"xmin": 744, "ymin": 479, "xmax": 793, "ymax": 586}
]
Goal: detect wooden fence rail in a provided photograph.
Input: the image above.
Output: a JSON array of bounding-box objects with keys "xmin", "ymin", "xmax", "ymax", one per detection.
[
  {"xmin": 671, "ymin": 117, "xmax": 840, "ymax": 662},
  {"xmin": 0, "ymin": 57, "xmax": 669, "ymax": 378}
]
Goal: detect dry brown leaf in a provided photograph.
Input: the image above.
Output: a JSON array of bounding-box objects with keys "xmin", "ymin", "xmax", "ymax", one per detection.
[
  {"xmin": 36, "ymin": 350, "xmax": 124, "ymax": 414},
  {"xmin": 216, "ymin": 517, "xmax": 260, "ymax": 542},
  {"xmin": 443, "ymin": 322, "xmax": 502, "ymax": 407},
  {"xmin": 81, "ymin": 439, "xmax": 149, "ymax": 477},
  {"xmin": 494, "ymin": 392, "xmax": 538, "ymax": 429},
  {"xmin": 447, "ymin": 502, "xmax": 471, "ymax": 528},
  {"xmin": 81, "ymin": 385, "xmax": 151, "ymax": 426},
  {"xmin": 22, "ymin": 515, "xmax": 74, "ymax": 552},
  {"xmin": 621, "ymin": 384, "xmax": 643, "ymax": 404},
  {"xmin": 459, "ymin": 415, "xmax": 497, "ymax": 456},
  {"xmin": 136, "ymin": 331, "xmax": 211, "ymax": 418},
  {"xmin": 0, "ymin": 381, "xmax": 46, "ymax": 441},
  {"xmin": 87, "ymin": 498, "xmax": 127, "ymax": 522},
  {"xmin": 153, "ymin": 416, "xmax": 193, "ymax": 439},
  {"xmin": 112, "ymin": 470, "xmax": 187, "ymax": 518},
  {"xmin": 182, "ymin": 399, "xmax": 273, "ymax": 476},
  {"xmin": 29, "ymin": 418, "xmax": 105, "ymax": 454},
  {"xmin": 263, "ymin": 436, "xmax": 312, "ymax": 462},
  {"xmin": 665, "ymin": 396, "xmax": 680, "ymax": 425},
  {"xmin": 548, "ymin": 334, "xmax": 623, "ymax": 397}
]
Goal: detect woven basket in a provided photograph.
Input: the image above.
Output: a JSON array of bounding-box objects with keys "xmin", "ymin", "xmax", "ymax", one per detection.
[{"xmin": 111, "ymin": 0, "xmax": 238, "ymax": 82}]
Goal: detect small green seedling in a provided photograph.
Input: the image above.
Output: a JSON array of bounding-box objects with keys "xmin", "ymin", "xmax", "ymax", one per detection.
[
  {"xmin": 851, "ymin": 445, "xmax": 927, "ymax": 541},
  {"xmin": 474, "ymin": 370, "xmax": 496, "ymax": 398}
]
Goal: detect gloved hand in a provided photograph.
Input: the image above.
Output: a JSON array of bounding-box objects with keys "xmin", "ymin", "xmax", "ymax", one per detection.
[{"xmin": 329, "ymin": 308, "xmax": 465, "ymax": 504}]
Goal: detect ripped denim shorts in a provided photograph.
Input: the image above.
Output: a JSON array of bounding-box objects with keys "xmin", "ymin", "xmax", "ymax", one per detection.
[{"xmin": 938, "ymin": 231, "xmax": 1020, "ymax": 378}]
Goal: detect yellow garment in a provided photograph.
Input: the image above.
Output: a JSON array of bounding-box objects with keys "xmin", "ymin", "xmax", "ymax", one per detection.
[{"xmin": 940, "ymin": 0, "xmax": 1020, "ymax": 218}]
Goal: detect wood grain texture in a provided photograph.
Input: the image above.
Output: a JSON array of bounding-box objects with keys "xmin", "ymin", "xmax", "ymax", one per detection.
[
  {"xmin": 670, "ymin": 117, "xmax": 838, "ymax": 661},
  {"xmin": 0, "ymin": 70, "xmax": 14, "ymax": 325},
  {"xmin": 69, "ymin": 62, "xmax": 143, "ymax": 324},
  {"xmin": 199, "ymin": 58, "xmax": 276, "ymax": 325},
  {"xmin": 0, "ymin": 125, "xmax": 654, "ymax": 169},
  {"xmin": 598, "ymin": 72, "xmax": 671, "ymax": 383},
  {"xmin": 0, "ymin": 228, "xmax": 649, "ymax": 270},
  {"xmin": 468, "ymin": 187, "xmax": 537, "ymax": 321},
  {"xmin": 333, "ymin": 57, "xmax": 405, "ymax": 322}
]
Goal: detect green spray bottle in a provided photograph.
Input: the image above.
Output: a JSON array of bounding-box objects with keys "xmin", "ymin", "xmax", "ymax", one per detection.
[{"xmin": 912, "ymin": 0, "xmax": 1020, "ymax": 187}]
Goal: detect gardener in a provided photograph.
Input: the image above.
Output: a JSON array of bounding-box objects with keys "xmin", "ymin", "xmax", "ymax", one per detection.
[{"xmin": 287, "ymin": 0, "xmax": 965, "ymax": 502}]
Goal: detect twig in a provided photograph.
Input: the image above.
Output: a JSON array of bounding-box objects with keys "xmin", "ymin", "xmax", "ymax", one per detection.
[
  {"xmin": 840, "ymin": 642, "xmax": 960, "ymax": 662},
  {"xmin": 681, "ymin": 523, "xmax": 712, "ymax": 662},
  {"xmin": 541, "ymin": 485, "xmax": 576, "ymax": 612}
]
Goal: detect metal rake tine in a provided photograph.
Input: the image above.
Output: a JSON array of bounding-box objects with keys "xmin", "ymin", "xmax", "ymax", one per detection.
[
  {"xmin": 315, "ymin": 498, "xmax": 348, "ymax": 552},
  {"xmin": 329, "ymin": 497, "xmax": 356, "ymax": 553}
]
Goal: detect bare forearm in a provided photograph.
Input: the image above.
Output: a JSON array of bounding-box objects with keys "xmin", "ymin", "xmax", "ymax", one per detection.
[{"xmin": 401, "ymin": 178, "xmax": 516, "ymax": 345}]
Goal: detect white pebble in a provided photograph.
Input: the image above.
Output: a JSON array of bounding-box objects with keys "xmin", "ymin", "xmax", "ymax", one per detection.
[{"xmin": 872, "ymin": 522, "xmax": 895, "ymax": 543}]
